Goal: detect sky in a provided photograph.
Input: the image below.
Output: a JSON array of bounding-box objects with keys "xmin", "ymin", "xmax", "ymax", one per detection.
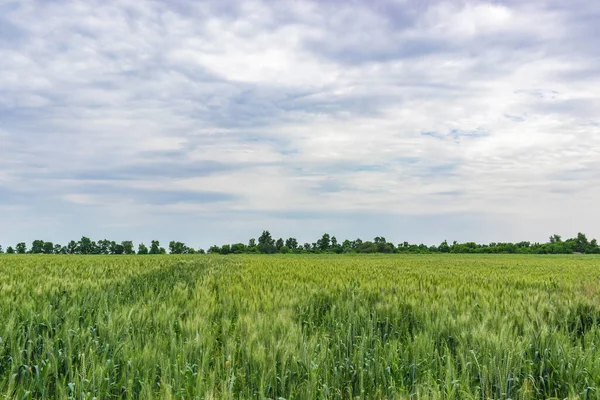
[{"xmin": 1, "ymin": 0, "xmax": 600, "ymax": 248}]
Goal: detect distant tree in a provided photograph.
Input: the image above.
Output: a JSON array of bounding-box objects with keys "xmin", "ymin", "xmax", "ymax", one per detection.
[
  {"xmin": 198, "ymin": 248, "xmax": 206, "ymax": 254},
  {"xmin": 231, "ymin": 243, "xmax": 246, "ymax": 254},
  {"xmin": 220, "ymin": 244, "xmax": 231, "ymax": 255},
  {"xmin": 149, "ymin": 240, "xmax": 161, "ymax": 255},
  {"xmin": 342, "ymin": 239, "xmax": 353, "ymax": 253},
  {"xmin": 303, "ymin": 243, "xmax": 311, "ymax": 252},
  {"xmin": 138, "ymin": 243, "xmax": 149, "ymax": 255},
  {"xmin": 285, "ymin": 238, "xmax": 298, "ymax": 251},
  {"xmin": 7, "ymin": 246, "xmax": 15, "ymax": 254},
  {"xmin": 109, "ymin": 241, "xmax": 118, "ymax": 255},
  {"xmin": 439, "ymin": 240, "xmax": 450, "ymax": 253},
  {"xmin": 113, "ymin": 243, "xmax": 124, "ymax": 255},
  {"xmin": 16, "ymin": 242, "xmax": 27, "ymax": 254},
  {"xmin": 331, "ymin": 236, "xmax": 338, "ymax": 248},
  {"xmin": 0, "ymin": 245, "xmax": 3, "ymax": 253},
  {"xmin": 574, "ymin": 232, "xmax": 589, "ymax": 253},
  {"xmin": 97, "ymin": 239, "xmax": 111, "ymax": 254},
  {"xmin": 169, "ymin": 241, "xmax": 188, "ymax": 254},
  {"xmin": 207, "ymin": 245, "xmax": 221, "ymax": 254},
  {"xmin": 317, "ymin": 233, "xmax": 331, "ymax": 252},
  {"xmin": 43, "ymin": 241, "xmax": 54, "ymax": 254},
  {"xmin": 258, "ymin": 231, "xmax": 276, "ymax": 254},
  {"xmin": 31, "ymin": 240, "xmax": 45, "ymax": 254},
  {"xmin": 279, "ymin": 245, "xmax": 290, "ymax": 254},
  {"xmin": 78, "ymin": 236, "xmax": 95, "ymax": 254},
  {"xmin": 53, "ymin": 244, "xmax": 64, "ymax": 254},
  {"xmin": 549, "ymin": 234, "xmax": 562, "ymax": 244},
  {"xmin": 122, "ymin": 241, "xmax": 135, "ymax": 255},
  {"xmin": 275, "ymin": 238, "xmax": 284, "ymax": 251},
  {"xmin": 588, "ymin": 239, "xmax": 600, "ymax": 254},
  {"xmin": 356, "ymin": 241, "xmax": 377, "ymax": 253}
]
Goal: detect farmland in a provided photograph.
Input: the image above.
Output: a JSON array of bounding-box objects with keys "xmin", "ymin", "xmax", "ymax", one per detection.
[{"xmin": 1, "ymin": 255, "xmax": 599, "ymax": 399}]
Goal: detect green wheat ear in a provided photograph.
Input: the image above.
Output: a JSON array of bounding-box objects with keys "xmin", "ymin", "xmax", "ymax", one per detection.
[{"xmin": 0, "ymin": 254, "xmax": 599, "ymax": 398}]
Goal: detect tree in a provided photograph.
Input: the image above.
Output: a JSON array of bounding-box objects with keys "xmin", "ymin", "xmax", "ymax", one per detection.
[
  {"xmin": 198, "ymin": 248, "xmax": 206, "ymax": 254},
  {"xmin": 43, "ymin": 241, "xmax": 54, "ymax": 254},
  {"xmin": 275, "ymin": 238, "xmax": 284, "ymax": 251},
  {"xmin": 285, "ymin": 237, "xmax": 298, "ymax": 251},
  {"xmin": 149, "ymin": 240, "xmax": 161, "ymax": 255},
  {"xmin": 303, "ymin": 243, "xmax": 311, "ymax": 252},
  {"xmin": 31, "ymin": 240, "xmax": 45, "ymax": 254},
  {"xmin": 231, "ymin": 243, "xmax": 246, "ymax": 254},
  {"xmin": 7, "ymin": 246, "xmax": 15, "ymax": 254},
  {"xmin": 53, "ymin": 244, "xmax": 64, "ymax": 254},
  {"xmin": 169, "ymin": 241, "xmax": 188, "ymax": 254},
  {"xmin": 331, "ymin": 236, "xmax": 338, "ymax": 248},
  {"xmin": 79, "ymin": 236, "xmax": 95, "ymax": 254},
  {"xmin": 0, "ymin": 245, "xmax": 3, "ymax": 253},
  {"xmin": 16, "ymin": 242, "xmax": 27, "ymax": 254},
  {"xmin": 258, "ymin": 231, "xmax": 276, "ymax": 254},
  {"xmin": 587, "ymin": 238, "xmax": 600, "ymax": 254},
  {"xmin": 279, "ymin": 245, "xmax": 290, "ymax": 254},
  {"xmin": 317, "ymin": 233, "xmax": 331, "ymax": 252},
  {"xmin": 120, "ymin": 241, "xmax": 134, "ymax": 254},
  {"xmin": 549, "ymin": 234, "xmax": 562, "ymax": 244},
  {"xmin": 220, "ymin": 244, "xmax": 231, "ymax": 255},
  {"xmin": 574, "ymin": 232, "xmax": 589, "ymax": 253},
  {"xmin": 207, "ymin": 245, "xmax": 221, "ymax": 254},
  {"xmin": 112, "ymin": 243, "xmax": 124, "ymax": 255},
  {"xmin": 138, "ymin": 243, "xmax": 149, "ymax": 255},
  {"xmin": 97, "ymin": 239, "xmax": 111, "ymax": 254},
  {"xmin": 439, "ymin": 240, "xmax": 450, "ymax": 253}
]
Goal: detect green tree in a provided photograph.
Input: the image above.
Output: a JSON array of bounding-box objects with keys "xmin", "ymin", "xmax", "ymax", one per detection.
[
  {"xmin": 169, "ymin": 241, "xmax": 188, "ymax": 254},
  {"xmin": 43, "ymin": 241, "xmax": 54, "ymax": 254},
  {"xmin": 275, "ymin": 238, "xmax": 284, "ymax": 251},
  {"xmin": 112, "ymin": 243, "xmax": 124, "ymax": 255},
  {"xmin": 78, "ymin": 236, "xmax": 95, "ymax": 254},
  {"xmin": 16, "ymin": 242, "xmax": 26, "ymax": 254},
  {"xmin": 97, "ymin": 239, "xmax": 111, "ymax": 254},
  {"xmin": 439, "ymin": 240, "xmax": 450, "ymax": 253},
  {"xmin": 231, "ymin": 243, "xmax": 247, "ymax": 254},
  {"xmin": 549, "ymin": 234, "xmax": 562, "ymax": 244},
  {"xmin": 285, "ymin": 237, "xmax": 298, "ymax": 251},
  {"xmin": 0, "ymin": 245, "xmax": 3, "ymax": 253},
  {"xmin": 31, "ymin": 240, "xmax": 45, "ymax": 254},
  {"xmin": 7, "ymin": 246, "xmax": 15, "ymax": 254},
  {"xmin": 53, "ymin": 244, "xmax": 64, "ymax": 254},
  {"xmin": 573, "ymin": 232, "xmax": 589, "ymax": 253},
  {"xmin": 122, "ymin": 241, "xmax": 135, "ymax": 255},
  {"xmin": 317, "ymin": 233, "xmax": 331, "ymax": 252},
  {"xmin": 149, "ymin": 240, "xmax": 161, "ymax": 255},
  {"xmin": 220, "ymin": 244, "xmax": 231, "ymax": 255},
  {"xmin": 258, "ymin": 231, "xmax": 276, "ymax": 254},
  {"xmin": 207, "ymin": 245, "xmax": 221, "ymax": 254},
  {"xmin": 138, "ymin": 243, "xmax": 149, "ymax": 255}
]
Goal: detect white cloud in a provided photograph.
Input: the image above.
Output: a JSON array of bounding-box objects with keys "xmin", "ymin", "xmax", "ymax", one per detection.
[{"xmin": 1, "ymin": 0, "xmax": 599, "ymax": 245}]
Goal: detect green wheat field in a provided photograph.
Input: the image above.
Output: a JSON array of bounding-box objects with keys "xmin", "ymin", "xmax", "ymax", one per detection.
[{"xmin": 1, "ymin": 254, "xmax": 600, "ymax": 399}]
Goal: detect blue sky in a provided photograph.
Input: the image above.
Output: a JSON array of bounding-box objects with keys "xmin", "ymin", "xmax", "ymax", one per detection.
[{"xmin": 1, "ymin": 0, "xmax": 599, "ymax": 248}]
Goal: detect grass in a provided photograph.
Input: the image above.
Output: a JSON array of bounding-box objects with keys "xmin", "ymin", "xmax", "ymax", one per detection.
[{"xmin": 0, "ymin": 254, "xmax": 599, "ymax": 399}]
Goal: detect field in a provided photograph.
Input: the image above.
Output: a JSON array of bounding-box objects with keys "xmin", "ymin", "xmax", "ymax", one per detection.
[{"xmin": 1, "ymin": 255, "xmax": 600, "ymax": 399}]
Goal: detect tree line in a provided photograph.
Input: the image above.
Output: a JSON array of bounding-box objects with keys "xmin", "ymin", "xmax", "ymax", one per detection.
[{"xmin": 0, "ymin": 231, "xmax": 599, "ymax": 255}]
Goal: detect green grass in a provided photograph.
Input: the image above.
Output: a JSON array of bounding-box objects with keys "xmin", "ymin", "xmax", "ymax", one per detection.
[{"xmin": 1, "ymin": 254, "xmax": 600, "ymax": 399}]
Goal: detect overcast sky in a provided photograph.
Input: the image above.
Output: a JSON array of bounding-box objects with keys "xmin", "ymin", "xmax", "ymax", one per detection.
[{"xmin": 1, "ymin": 0, "xmax": 599, "ymax": 248}]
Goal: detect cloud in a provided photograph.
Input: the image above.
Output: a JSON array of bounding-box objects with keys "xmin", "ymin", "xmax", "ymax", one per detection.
[{"xmin": 1, "ymin": 0, "xmax": 600, "ymax": 246}]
